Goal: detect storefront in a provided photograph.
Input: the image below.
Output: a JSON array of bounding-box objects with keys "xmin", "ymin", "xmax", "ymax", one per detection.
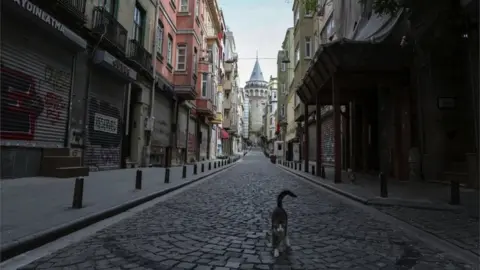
[
  {"xmin": 1, "ymin": 1, "xmax": 87, "ymax": 178},
  {"xmin": 86, "ymin": 50, "xmax": 136, "ymax": 171},
  {"xmin": 151, "ymin": 92, "xmax": 173, "ymax": 166},
  {"xmin": 200, "ymin": 123, "xmax": 208, "ymax": 161},
  {"xmin": 187, "ymin": 115, "xmax": 197, "ymax": 163}
]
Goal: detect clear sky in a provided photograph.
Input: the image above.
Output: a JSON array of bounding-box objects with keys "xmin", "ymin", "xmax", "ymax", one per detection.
[{"xmin": 219, "ymin": 0, "xmax": 293, "ymax": 86}]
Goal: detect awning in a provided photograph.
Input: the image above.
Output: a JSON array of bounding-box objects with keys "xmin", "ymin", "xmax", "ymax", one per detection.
[
  {"xmin": 220, "ymin": 128, "xmax": 229, "ymax": 139},
  {"xmin": 297, "ymin": 38, "xmax": 412, "ymax": 105}
]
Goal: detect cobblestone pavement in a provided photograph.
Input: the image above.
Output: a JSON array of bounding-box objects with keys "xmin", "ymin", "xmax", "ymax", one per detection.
[
  {"xmin": 374, "ymin": 206, "xmax": 480, "ymax": 257},
  {"xmin": 20, "ymin": 151, "xmax": 475, "ymax": 270}
]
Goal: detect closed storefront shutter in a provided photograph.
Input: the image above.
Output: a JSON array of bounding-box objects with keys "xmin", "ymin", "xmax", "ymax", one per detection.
[
  {"xmin": 86, "ymin": 69, "xmax": 126, "ymax": 171},
  {"xmin": 177, "ymin": 107, "xmax": 188, "ymax": 148},
  {"xmin": 1, "ymin": 25, "xmax": 73, "ymax": 148},
  {"xmin": 308, "ymin": 122, "xmax": 317, "ymax": 161},
  {"xmin": 322, "ymin": 115, "xmax": 335, "ymax": 164},
  {"xmin": 200, "ymin": 124, "xmax": 208, "ymax": 160},
  {"xmin": 152, "ymin": 94, "xmax": 172, "ymax": 147},
  {"xmin": 187, "ymin": 117, "xmax": 196, "ymax": 162}
]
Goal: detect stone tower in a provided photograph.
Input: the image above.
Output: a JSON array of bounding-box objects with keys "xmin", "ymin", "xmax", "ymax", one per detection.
[{"xmin": 244, "ymin": 54, "xmax": 269, "ymax": 144}]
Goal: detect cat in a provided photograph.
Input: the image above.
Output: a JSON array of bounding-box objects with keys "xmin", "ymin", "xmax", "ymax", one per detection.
[{"xmin": 266, "ymin": 190, "xmax": 297, "ymax": 257}]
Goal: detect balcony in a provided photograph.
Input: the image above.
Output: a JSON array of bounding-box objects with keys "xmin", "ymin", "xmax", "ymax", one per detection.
[
  {"xmin": 224, "ymin": 62, "xmax": 233, "ymax": 73},
  {"xmin": 127, "ymin": 39, "xmax": 152, "ymax": 73},
  {"xmin": 223, "ymin": 79, "xmax": 232, "ymax": 93},
  {"xmin": 294, "ymin": 103, "xmax": 305, "ymax": 122},
  {"xmin": 196, "ymin": 98, "xmax": 214, "ymax": 117},
  {"xmin": 92, "ymin": 7, "xmax": 128, "ymax": 55},
  {"xmin": 211, "ymin": 112, "xmax": 223, "ymax": 125},
  {"xmin": 223, "ymin": 98, "xmax": 231, "ymax": 110},
  {"xmin": 31, "ymin": 0, "xmax": 86, "ymax": 26}
]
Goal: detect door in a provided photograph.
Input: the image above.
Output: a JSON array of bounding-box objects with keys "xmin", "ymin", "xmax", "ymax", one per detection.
[
  {"xmin": 152, "ymin": 94, "xmax": 172, "ymax": 166},
  {"xmin": 86, "ymin": 68, "xmax": 126, "ymax": 171},
  {"xmin": 200, "ymin": 124, "xmax": 208, "ymax": 160}
]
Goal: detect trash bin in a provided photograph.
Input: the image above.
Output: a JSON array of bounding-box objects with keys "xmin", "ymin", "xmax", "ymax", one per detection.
[{"xmin": 270, "ymin": 155, "xmax": 277, "ymax": 164}]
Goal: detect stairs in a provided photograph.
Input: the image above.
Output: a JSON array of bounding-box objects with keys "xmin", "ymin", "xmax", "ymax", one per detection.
[{"xmin": 40, "ymin": 148, "xmax": 89, "ymax": 178}]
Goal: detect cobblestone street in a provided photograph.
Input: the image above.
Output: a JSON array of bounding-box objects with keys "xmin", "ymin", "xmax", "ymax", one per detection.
[{"xmin": 18, "ymin": 151, "xmax": 475, "ymax": 270}]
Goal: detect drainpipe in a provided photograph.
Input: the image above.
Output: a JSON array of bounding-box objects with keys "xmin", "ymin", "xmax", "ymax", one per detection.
[{"xmin": 147, "ymin": 0, "xmax": 159, "ymax": 164}]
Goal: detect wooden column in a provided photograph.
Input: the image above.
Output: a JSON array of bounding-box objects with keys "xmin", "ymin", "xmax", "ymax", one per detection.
[
  {"xmin": 333, "ymin": 75, "xmax": 342, "ymax": 183},
  {"xmin": 304, "ymin": 103, "xmax": 309, "ymax": 172},
  {"xmin": 316, "ymin": 94, "xmax": 322, "ymax": 176}
]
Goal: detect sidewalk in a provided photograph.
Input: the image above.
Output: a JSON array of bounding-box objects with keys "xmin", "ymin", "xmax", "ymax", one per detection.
[
  {"xmin": 0, "ymin": 156, "xmax": 241, "ymax": 258},
  {"xmin": 278, "ymin": 160, "xmax": 480, "ymax": 257}
]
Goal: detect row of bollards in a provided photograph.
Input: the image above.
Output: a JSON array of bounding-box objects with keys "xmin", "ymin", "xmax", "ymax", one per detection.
[{"xmin": 71, "ymin": 157, "xmax": 241, "ymax": 209}]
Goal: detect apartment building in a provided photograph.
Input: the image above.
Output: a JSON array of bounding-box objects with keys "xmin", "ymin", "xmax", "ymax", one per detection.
[{"xmin": 266, "ymin": 77, "xmax": 278, "ymax": 141}]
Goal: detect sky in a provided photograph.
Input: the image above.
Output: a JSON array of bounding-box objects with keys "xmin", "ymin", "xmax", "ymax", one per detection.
[{"xmin": 219, "ymin": 0, "xmax": 293, "ymax": 87}]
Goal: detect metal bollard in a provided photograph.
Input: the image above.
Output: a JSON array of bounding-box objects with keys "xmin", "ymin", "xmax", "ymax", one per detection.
[
  {"xmin": 193, "ymin": 164, "xmax": 197, "ymax": 175},
  {"xmin": 72, "ymin": 177, "xmax": 84, "ymax": 209},
  {"xmin": 182, "ymin": 165, "xmax": 187, "ymax": 178},
  {"xmin": 201, "ymin": 163, "xmax": 204, "ymax": 173},
  {"xmin": 450, "ymin": 180, "xmax": 460, "ymax": 205},
  {"xmin": 135, "ymin": 170, "xmax": 142, "ymax": 189},
  {"xmin": 165, "ymin": 168, "xmax": 170, "ymax": 183},
  {"xmin": 299, "ymin": 163, "xmax": 302, "ymax": 171},
  {"xmin": 311, "ymin": 165, "xmax": 315, "ymax": 175},
  {"xmin": 208, "ymin": 162, "xmax": 211, "ymax": 170},
  {"xmin": 294, "ymin": 163, "xmax": 297, "ymax": 170},
  {"xmin": 321, "ymin": 166, "xmax": 326, "ymax": 178},
  {"xmin": 214, "ymin": 162, "xmax": 217, "ymax": 169},
  {"xmin": 380, "ymin": 172, "xmax": 388, "ymax": 198}
]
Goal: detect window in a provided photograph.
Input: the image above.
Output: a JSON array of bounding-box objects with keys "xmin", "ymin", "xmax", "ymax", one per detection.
[
  {"xmin": 133, "ymin": 4, "xmax": 145, "ymax": 44},
  {"xmin": 193, "ymin": 47, "xmax": 198, "ymax": 75},
  {"xmin": 176, "ymin": 44, "xmax": 187, "ymax": 70},
  {"xmin": 294, "ymin": 7, "xmax": 299, "ymax": 25},
  {"xmin": 295, "ymin": 46, "xmax": 300, "ymax": 65},
  {"xmin": 167, "ymin": 35, "xmax": 173, "ymax": 65},
  {"xmin": 179, "ymin": 0, "xmax": 188, "ymax": 12},
  {"xmin": 201, "ymin": 73, "xmax": 208, "ymax": 97},
  {"xmin": 156, "ymin": 21, "xmax": 164, "ymax": 55},
  {"xmin": 305, "ymin": 36, "xmax": 312, "ymax": 58},
  {"xmin": 97, "ymin": 0, "xmax": 116, "ymax": 14},
  {"xmin": 281, "ymin": 83, "xmax": 286, "ymax": 95},
  {"xmin": 281, "ymin": 62, "xmax": 286, "ymax": 72},
  {"xmin": 195, "ymin": 0, "xmax": 199, "ymax": 17}
]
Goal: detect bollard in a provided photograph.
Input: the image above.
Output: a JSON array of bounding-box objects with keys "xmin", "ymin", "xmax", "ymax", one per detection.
[
  {"xmin": 135, "ymin": 170, "xmax": 142, "ymax": 189},
  {"xmin": 182, "ymin": 165, "xmax": 187, "ymax": 179},
  {"xmin": 311, "ymin": 165, "xmax": 315, "ymax": 175},
  {"xmin": 450, "ymin": 180, "xmax": 460, "ymax": 205},
  {"xmin": 72, "ymin": 177, "xmax": 84, "ymax": 209},
  {"xmin": 208, "ymin": 162, "xmax": 211, "ymax": 170},
  {"xmin": 201, "ymin": 163, "xmax": 204, "ymax": 173},
  {"xmin": 380, "ymin": 172, "xmax": 388, "ymax": 198},
  {"xmin": 299, "ymin": 163, "xmax": 302, "ymax": 171},
  {"xmin": 294, "ymin": 163, "xmax": 297, "ymax": 170},
  {"xmin": 193, "ymin": 164, "xmax": 197, "ymax": 175},
  {"xmin": 321, "ymin": 166, "xmax": 326, "ymax": 178},
  {"xmin": 165, "ymin": 168, "xmax": 170, "ymax": 183},
  {"xmin": 214, "ymin": 162, "xmax": 217, "ymax": 169}
]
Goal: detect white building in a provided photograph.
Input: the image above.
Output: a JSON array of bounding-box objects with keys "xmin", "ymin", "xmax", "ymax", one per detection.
[{"xmin": 244, "ymin": 56, "xmax": 270, "ymax": 145}]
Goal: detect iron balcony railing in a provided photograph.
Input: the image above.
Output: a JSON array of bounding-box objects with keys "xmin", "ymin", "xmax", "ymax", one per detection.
[
  {"xmin": 59, "ymin": 0, "xmax": 86, "ymax": 18},
  {"xmin": 128, "ymin": 39, "xmax": 152, "ymax": 72},
  {"xmin": 92, "ymin": 7, "xmax": 128, "ymax": 53}
]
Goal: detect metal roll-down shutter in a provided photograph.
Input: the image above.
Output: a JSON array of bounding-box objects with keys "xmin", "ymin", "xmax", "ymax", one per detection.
[{"xmin": 86, "ymin": 68, "xmax": 126, "ymax": 171}]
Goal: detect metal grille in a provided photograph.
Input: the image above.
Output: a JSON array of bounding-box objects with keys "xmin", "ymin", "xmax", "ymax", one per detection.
[
  {"xmin": 152, "ymin": 94, "xmax": 172, "ymax": 147},
  {"xmin": 85, "ymin": 69, "xmax": 126, "ymax": 171},
  {"xmin": 322, "ymin": 115, "xmax": 335, "ymax": 164},
  {"xmin": 187, "ymin": 117, "xmax": 196, "ymax": 162},
  {"xmin": 177, "ymin": 107, "xmax": 188, "ymax": 148},
  {"xmin": 1, "ymin": 27, "xmax": 73, "ymax": 148},
  {"xmin": 200, "ymin": 124, "xmax": 208, "ymax": 160}
]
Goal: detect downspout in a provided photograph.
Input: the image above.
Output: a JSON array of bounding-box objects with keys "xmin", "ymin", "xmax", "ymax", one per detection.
[{"xmin": 148, "ymin": 0, "xmax": 159, "ymax": 164}]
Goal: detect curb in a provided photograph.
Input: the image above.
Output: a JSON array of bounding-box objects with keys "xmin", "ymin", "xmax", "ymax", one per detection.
[
  {"xmin": 0, "ymin": 158, "xmax": 242, "ymax": 262},
  {"xmin": 277, "ymin": 164, "xmax": 463, "ymax": 212}
]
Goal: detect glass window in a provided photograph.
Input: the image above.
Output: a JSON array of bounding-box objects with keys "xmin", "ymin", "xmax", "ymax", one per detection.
[
  {"xmin": 201, "ymin": 73, "xmax": 208, "ymax": 97},
  {"xmin": 133, "ymin": 4, "xmax": 145, "ymax": 44},
  {"xmin": 156, "ymin": 21, "xmax": 164, "ymax": 55},
  {"xmin": 179, "ymin": 0, "xmax": 188, "ymax": 12},
  {"xmin": 305, "ymin": 36, "xmax": 312, "ymax": 58},
  {"xmin": 176, "ymin": 44, "xmax": 187, "ymax": 70},
  {"xmin": 167, "ymin": 35, "xmax": 173, "ymax": 65}
]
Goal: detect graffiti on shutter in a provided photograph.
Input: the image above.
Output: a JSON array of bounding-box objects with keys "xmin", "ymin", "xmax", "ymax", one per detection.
[
  {"xmin": 0, "ymin": 41, "xmax": 72, "ymax": 147},
  {"xmin": 308, "ymin": 122, "xmax": 317, "ymax": 161},
  {"xmin": 187, "ymin": 117, "xmax": 196, "ymax": 162},
  {"xmin": 322, "ymin": 115, "xmax": 335, "ymax": 164},
  {"xmin": 177, "ymin": 108, "xmax": 188, "ymax": 148}
]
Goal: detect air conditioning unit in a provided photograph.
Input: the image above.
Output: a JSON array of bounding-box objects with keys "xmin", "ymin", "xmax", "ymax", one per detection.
[{"xmin": 144, "ymin": 116, "xmax": 155, "ymax": 131}]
